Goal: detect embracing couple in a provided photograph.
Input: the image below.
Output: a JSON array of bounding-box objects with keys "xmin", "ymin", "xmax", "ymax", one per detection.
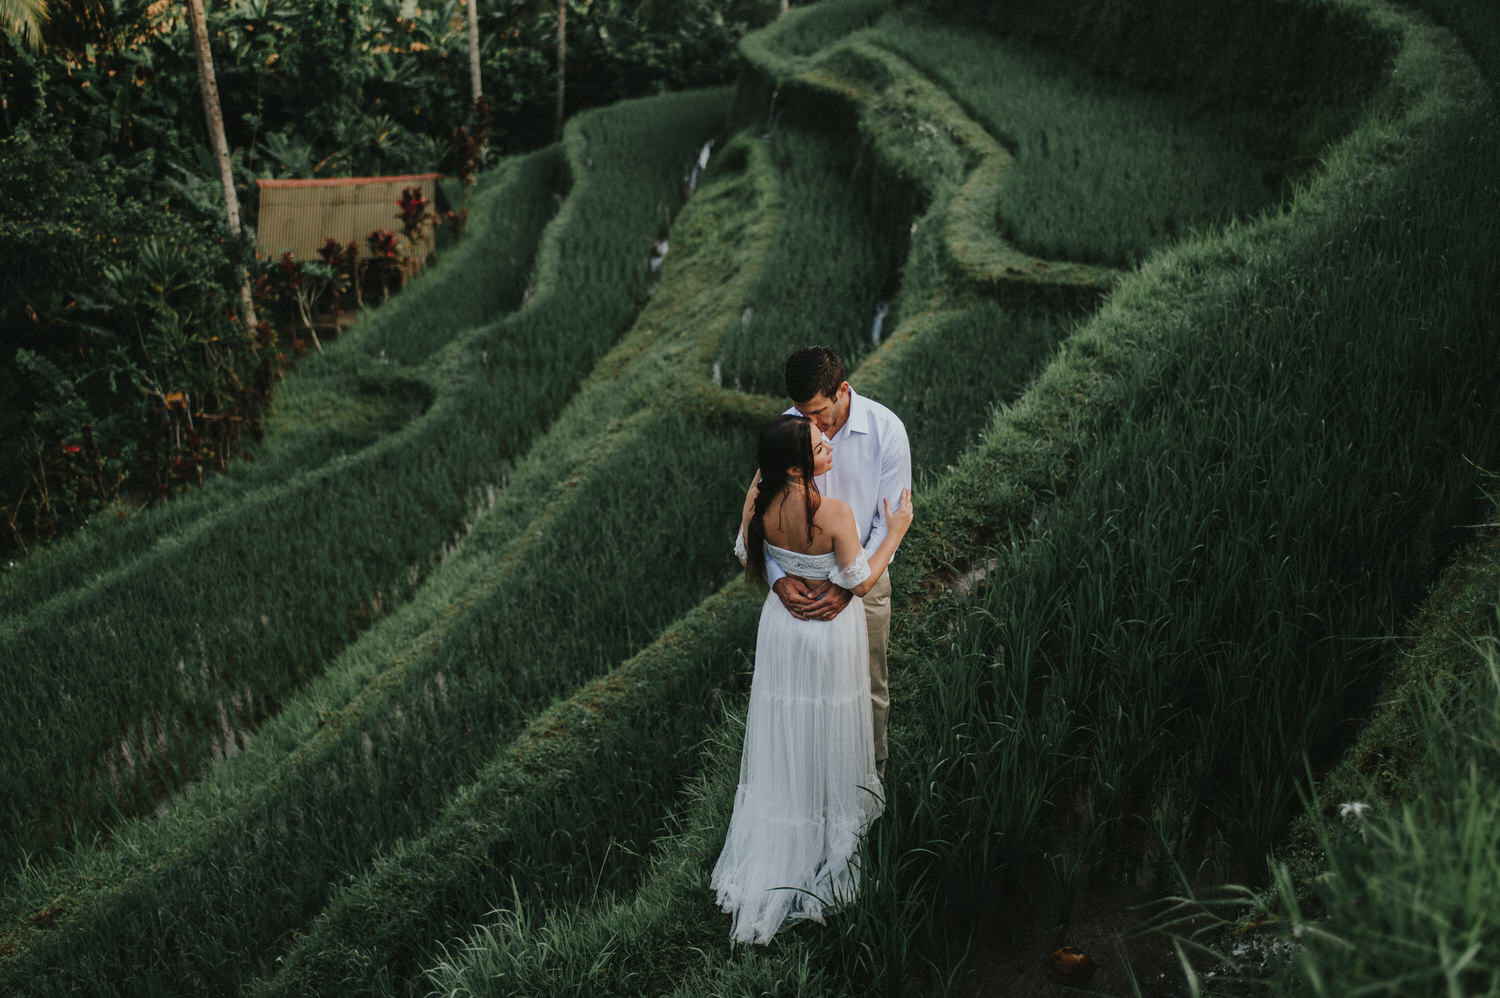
[{"xmin": 711, "ymin": 345, "xmax": 914, "ymax": 945}]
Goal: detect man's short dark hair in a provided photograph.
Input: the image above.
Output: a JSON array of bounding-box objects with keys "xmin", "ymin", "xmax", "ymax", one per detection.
[{"xmin": 785, "ymin": 346, "xmax": 846, "ymax": 404}]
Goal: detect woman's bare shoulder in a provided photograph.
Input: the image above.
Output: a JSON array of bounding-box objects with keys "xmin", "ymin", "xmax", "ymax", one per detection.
[{"xmin": 814, "ymin": 495, "xmax": 855, "ymax": 527}]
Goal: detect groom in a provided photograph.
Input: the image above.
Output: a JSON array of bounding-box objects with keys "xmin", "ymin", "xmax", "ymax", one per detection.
[{"xmin": 766, "ymin": 346, "xmax": 911, "ymax": 778}]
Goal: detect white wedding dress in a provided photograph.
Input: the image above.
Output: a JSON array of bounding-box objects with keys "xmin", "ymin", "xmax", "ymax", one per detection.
[{"xmin": 711, "ymin": 538, "xmax": 885, "ymax": 945}]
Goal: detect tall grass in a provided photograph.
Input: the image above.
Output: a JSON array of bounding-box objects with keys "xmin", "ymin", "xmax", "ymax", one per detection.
[
  {"xmin": 764, "ymin": 31, "xmax": 1122, "ymax": 303},
  {"xmin": 0, "ymin": 90, "xmax": 722, "ymax": 870},
  {"xmin": 256, "ymin": 581, "xmax": 763, "ymax": 998},
  {"xmin": 917, "ymin": 0, "xmax": 1393, "ymax": 171},
  {"xmin": 4, "ymin": 0, "xmax": 1493, "ymax": 994},
  {"xmin": 872, "ymin": 6, "xmax": 1278, "ymax": 267},
  {"xmin": 858, "ymin": 294, "xmax": 1081, "ymax": 475},
  {"xmin": 732, "ymin": 20, "xmax": 1095, "ymax": 470},
  {"xmin": 1150, "ymin": 509, "xmax": 1500, "ymax": 996},
  {"xmin": 735, "ymin": 0, "xmax": 890, "ymax": 82},
  {"xmin": 254, "ymin": 71, "xmax": 1017, "ymax": 992},
  {"xmin": 834, "ymin": 8, "xmax": 1500, "ymax": 987},
  {"xmin": 0, "ymin": 90, "xmax": 734, "ymax": 995},
  {"xmin": 419, "ymin": 2, "xmax": 1499, "ymax": 994},
  {"xmin": 0, "ymin": 404, "xmax": 752, "ymax": 996},
  {"xmin": 423, "ymin": 707, "xmax": 759, "ymax": 998},
  {"xmin": 414, "ymin": 263, "xmax": 1095, "ymax": 998},
  {"xmin": 0, "ymin": 156, "xmax": 546, "ymax": 863},
  {"xmin": 246, "ymin": 137, "xmax": 795, "ymax": 992},
  {"xmin": 710, "ymin": 124, "xmax": 901, "ymax": 394},
  {"xmin": 1266, "ymin": 611, "xmax": 1500, "ymax": 995}
]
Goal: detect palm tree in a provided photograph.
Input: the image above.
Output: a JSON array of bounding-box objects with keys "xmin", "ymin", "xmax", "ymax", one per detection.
[
  {"xmin": 185, "ymin": 0, "xmax": 258, "ymax": 332},
  {"xmin": 1, "ymin": 0, "xmax": 47, "ymax": 132},
  {"xmin": 0, "ymin": 0, "xmax": 47, "ymax": 49}
]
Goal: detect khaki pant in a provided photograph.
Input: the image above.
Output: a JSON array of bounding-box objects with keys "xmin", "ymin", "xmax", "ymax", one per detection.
[{"xmin": 862, "ymin": 570, "xmax": 893, "ymax": 771}]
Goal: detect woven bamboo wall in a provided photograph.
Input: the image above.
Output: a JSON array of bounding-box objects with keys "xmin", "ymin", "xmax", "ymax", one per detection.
[{"xmin": 255, "ymin": 173, "xmax": 441, "ymax": 262}]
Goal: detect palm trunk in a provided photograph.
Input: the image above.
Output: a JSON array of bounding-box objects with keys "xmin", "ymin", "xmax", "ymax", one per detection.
[
  {"xmin": 467, "ymin": 0, "xmax": 481, "ymax": 106},
  {"xmin": 186, "ymin": 0, "xmax": 258, "ymax": 333},
  {"xmin": 552, "ymin": 0, "xmax": 565, "ymax": 142},
  {"xmin": 467, "ymin": 0, "xmax": 486, "ymax": 160}
]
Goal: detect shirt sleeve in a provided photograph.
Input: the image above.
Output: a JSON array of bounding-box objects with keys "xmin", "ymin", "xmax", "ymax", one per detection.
[
  {"xmin": 861, "ymin": 417, "xmax": 913, "ymax": 563},
  {"xmin": 764, "ymin": 547, "xmax": 787, "ymax": 585}
]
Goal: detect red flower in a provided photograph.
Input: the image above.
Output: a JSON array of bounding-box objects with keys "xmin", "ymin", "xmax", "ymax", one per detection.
[
  {"xmin": 367, "ymin": 229, "xmax": 399, "ymax": 259},
  {"xmin": 278, "ymin": 252, "xmax": 306, "ymax": 287},
  {"xmin": 399, "ymin": 187, "xmax": 429, "ymax": 232},
  {"xmin": 62, "ymin": 443, "xmax": 82, "ymax": 455}
]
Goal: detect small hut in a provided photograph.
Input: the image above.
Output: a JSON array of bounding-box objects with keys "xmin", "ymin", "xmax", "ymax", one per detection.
[{"xmin": 255, "ymin": 173, "xmax": 441, "ymax": 267}]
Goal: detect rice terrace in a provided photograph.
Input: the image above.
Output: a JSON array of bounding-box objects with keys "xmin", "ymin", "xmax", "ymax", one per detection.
[{"xmin": 2, "ymin": 0, "xmax": 1499, "ymax": 994}]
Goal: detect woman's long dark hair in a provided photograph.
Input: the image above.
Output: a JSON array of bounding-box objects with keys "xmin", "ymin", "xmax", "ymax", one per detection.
[{"xmin": 746, "ymin": 415, "xmax": 820, "ymax": 586}]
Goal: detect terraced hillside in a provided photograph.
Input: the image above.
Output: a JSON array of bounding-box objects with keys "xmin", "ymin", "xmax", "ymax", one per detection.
[{"xmin": 4, "ymin": 0, "xmax": 1498, "ymax": 995}]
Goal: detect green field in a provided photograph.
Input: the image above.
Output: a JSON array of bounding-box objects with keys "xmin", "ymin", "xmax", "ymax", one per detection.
[{"xmin": 3, "ymin": 0, "xmax": 1498, "ymax": 994}]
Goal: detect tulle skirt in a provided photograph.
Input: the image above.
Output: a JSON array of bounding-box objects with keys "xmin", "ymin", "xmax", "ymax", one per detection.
[{"xmin": 710, "ymin": 590, "xmax": 885, "ymax": 945}]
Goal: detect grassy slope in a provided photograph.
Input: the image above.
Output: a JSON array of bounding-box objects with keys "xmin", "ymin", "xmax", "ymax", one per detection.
[
  {"xmin": 425, "ymin": 1, "xmax": 1500, "ymax": 995},
  {"xmin": 0, "ymin": 151, "xmax": 570, "ymax": 862},
  {"xmin": 0, "ymin": 89, "xmax": 733, "ymax": 995},
  {"xmin": 2, "ymin": 0, "xmax": 1495, "ymax": 994}
]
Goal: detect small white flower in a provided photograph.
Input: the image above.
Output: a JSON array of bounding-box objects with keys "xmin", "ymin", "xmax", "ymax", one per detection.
[{"xmin": 1338, "ymin": 801, "xmax": 1371, "ymax": 819}]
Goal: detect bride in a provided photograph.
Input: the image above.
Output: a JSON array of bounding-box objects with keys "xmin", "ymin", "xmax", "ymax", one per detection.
[{"xmin": 712, "ymin": 414, "xmax": 915, "ymax": 945}]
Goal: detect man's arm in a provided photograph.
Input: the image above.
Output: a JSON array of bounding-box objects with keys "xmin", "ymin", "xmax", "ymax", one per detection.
[{"xmin": 862, "ymin": 420, "xmax": 913, "ymax": 561}]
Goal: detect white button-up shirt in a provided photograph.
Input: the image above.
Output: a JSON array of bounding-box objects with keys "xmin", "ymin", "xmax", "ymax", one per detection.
[{"xmin": 767, "ymin": 387, "xmax": 912, "ymax": 586}]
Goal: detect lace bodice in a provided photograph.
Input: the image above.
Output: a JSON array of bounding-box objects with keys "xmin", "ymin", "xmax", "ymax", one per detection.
[{"xmin": 735, "ymin": 534, "xmax": 871, "ymax": 590}]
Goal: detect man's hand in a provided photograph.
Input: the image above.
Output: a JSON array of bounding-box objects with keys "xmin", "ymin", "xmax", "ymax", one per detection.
[{"xmin": 772, "ymin": 577, "xmax": 854, "ymax": 621}]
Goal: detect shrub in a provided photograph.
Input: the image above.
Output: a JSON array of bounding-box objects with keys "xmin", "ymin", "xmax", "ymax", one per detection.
[{"xmin": 0, "ymin": 127, "xmax": 267, "ymax": 555}]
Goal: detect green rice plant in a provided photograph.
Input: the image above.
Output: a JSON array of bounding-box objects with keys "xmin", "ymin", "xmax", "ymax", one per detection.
[
  {"xmin": 0, "ymin": 149, "xmax": 562, "ymax": 862},
  {"xmin": 0, "ymin": 90, "xmax": 725, "ymax": 869},
  {"xmin": 255, "ymin": 77, "xmax": 1025, "ymax": 991},
  {"xmin": 1265, "ymin": 632, "xmax": 1500, "ymax": 994},
  {"xmin": 871, "ymin": 6, "xmax": 1280, "ymax": 268},
  {"xmin": 826, "ymin": 9, "xmax": 1499, "ymax": 988},
  {"xmin": 454, "ymin": 4, "xmax": 1498, "ymax": 994},
  {"xmin": 784, "ymin": 34, "xmax": 1124, "ymax": 302},
  {"xmin": 420, "ymin": 130, "xmax": 787, "ymax": 566},
  {"xmin": 337, "ymin": 155, "xmax": 569, "ymax": 368},
  {"xmin": 255, "ymin": 582, "xmax": 763, "ymax": 997},
  {"xmin": 412, "ymin": 256, "xmax": 1087, "ymax": 997},
  {"xmin": 0, "ymin": 90, "xmax": 734, "ymax": 988},
  {"xmin": 399, "ymin": 117, "xmax": 1086, "ymax": 978},
  {"xmin": 916, "ymin": 0, "xmax": 1393, "ymax": 172},
  {"xmin": 1143, "ymin": 475, "xmax": 1500, "ymax": 996},
  {"xmin": 709, "ymin": 124, "xmax": 900, "ymax": 395},
  {"xmin": 243, "ymin": 133, "xmax": 792, "ymax": 996},
  {"xmin": 0, "ymin": 401, "xmax": 754, "ymax": 996},
  {"xmin": 665, "ymin": 946, "xmax": 838, "ymax": 998},
  {"xmin": 422, "ymin": 706, "xmax": 756, "ymax": 998},
  {"xmin": 856, "ymin": 293, "xmax": 1081, "ymax": 475},
  {"xmin": 8, "ymin": 1, "xmax": 1495, "ymax": 995},
  {"xmin": 735, "ymin": 0, "xmax": 890, "ymax": 84},
  {"xmin": 723, "ymin": 26, "xmax": 1104, "ymax": 449}
]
